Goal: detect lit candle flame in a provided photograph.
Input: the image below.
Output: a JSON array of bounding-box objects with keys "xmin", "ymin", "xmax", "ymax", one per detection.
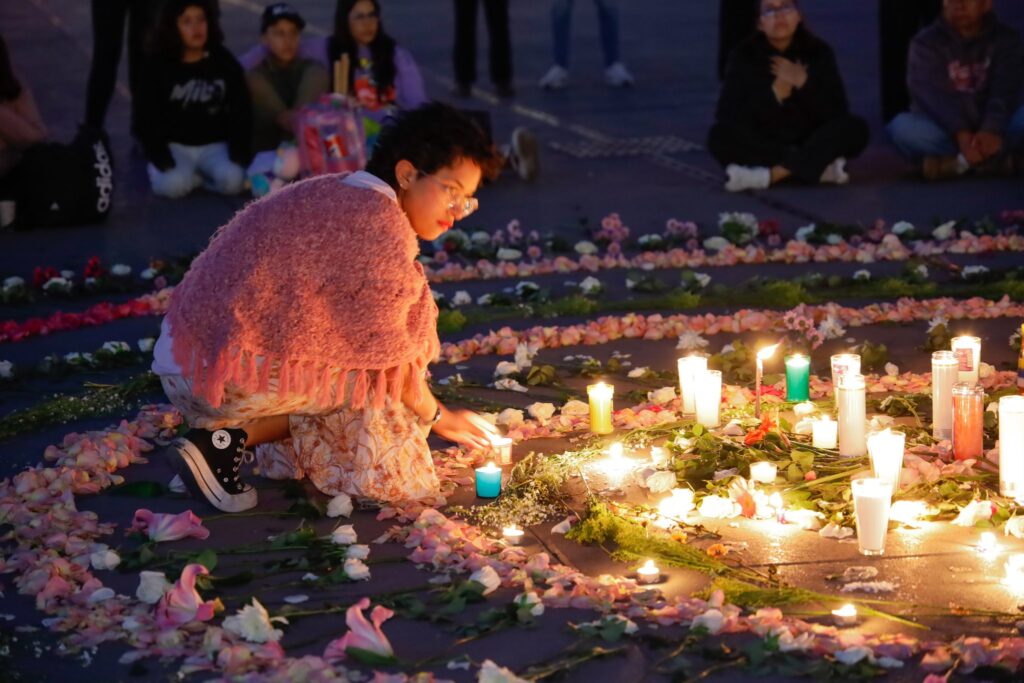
[{"xmin": 757, "ymin": 342, "xmax": 781, "ymax": 361}]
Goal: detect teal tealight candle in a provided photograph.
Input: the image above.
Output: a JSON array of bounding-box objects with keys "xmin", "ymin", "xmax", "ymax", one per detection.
[
  {"xmin": 785, "ymin": 354, "xmax": 811, "ymax": 402},
  {"xmin": 475, "ymin": 462, "xmax": 502, "ymax": 498}
]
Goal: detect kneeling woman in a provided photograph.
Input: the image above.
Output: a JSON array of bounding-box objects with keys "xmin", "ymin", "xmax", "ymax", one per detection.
[
  {"xmin": 154, "ymin": 103, "xmax": 502, "ymax": 511},
  {"xmin": 708, "ymin": 0, "xmax": 869, "ymax": 192}
]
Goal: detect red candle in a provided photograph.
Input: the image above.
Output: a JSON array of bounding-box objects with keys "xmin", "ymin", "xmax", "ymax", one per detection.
[{"xmin": 952, "ymin": 383, "xmax": 984, "ymax": 460}]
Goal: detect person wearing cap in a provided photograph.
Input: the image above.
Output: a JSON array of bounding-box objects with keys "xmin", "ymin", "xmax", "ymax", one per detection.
[{"xmin": 246, "ymin": 3, "xmax": 328, "ymax": 152}]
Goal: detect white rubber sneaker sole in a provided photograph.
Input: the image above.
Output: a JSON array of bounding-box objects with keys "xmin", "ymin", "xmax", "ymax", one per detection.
[{"xmin": 169, "ymin": 439, "xmax": 257, "ymax": 513}]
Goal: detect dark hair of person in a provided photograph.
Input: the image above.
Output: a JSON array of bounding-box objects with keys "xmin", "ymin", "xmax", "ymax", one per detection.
[
  {"xmin": 0, "ymin": 35, "xmax": 22, "ymax": 102},
  {"xmin": 328, "ymin": 0, "xmax": 397, "ymax": 95},
  {"xmin": 365, "ymin": 102, "xmax": 504, "ymax": 189},
  {"xmin": 150, "ymin": 0, "xmax": 225, "ymax": 60}
]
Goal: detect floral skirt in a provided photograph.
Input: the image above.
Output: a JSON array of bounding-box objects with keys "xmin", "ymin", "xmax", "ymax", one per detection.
[{"xmin": 160, "ymin": 374, "xmax": 440, "ymax": 503}]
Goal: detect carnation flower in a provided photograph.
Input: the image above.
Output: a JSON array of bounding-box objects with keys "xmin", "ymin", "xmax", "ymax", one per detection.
[
  {"xmin": 676, "ymin": 330, "xmax": 709, "ymax": 351},
  {"xmin": 223, "ymin": 598, "xmax": 287, "ymax": 643}
]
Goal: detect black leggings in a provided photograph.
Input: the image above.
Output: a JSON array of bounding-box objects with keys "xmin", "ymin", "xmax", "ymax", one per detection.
[
  {"xmin": 453, "ymin": 0, "xmax": 513, "ymax": 87},
  {"xmin": 708, "ymin": 115, "xmax": 870, "ymax": 184}
]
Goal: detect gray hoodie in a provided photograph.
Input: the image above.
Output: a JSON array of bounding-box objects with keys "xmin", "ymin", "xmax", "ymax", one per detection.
[{"xmin": 907, "ymin": 13, "xmax": 1023, "ymax": 135}]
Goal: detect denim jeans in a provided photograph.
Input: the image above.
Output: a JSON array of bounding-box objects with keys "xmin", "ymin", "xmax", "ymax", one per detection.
[
  {"xmin": 147, "ymin": 142, "xmax": 245, "ymax": 198},
  {"xmin": 552, "ymin": 0, "xmax": 620, "ymax": 68},
  {"xmin": 887, "ymin": 107, "xmax": 1024, "ymax": 160}
]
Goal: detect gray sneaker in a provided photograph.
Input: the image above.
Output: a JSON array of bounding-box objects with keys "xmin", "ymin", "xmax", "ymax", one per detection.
[
  {"xmin": 168, "ymin": 428, "xmax": 257, "ymax": 512},
  {"xmin": 508, "ymin": 127, "xmax": 540, "ymax": 182}
]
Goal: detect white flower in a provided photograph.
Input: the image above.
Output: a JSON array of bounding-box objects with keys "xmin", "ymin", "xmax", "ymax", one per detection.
[
  {"xmin": 43, "ymin": 277, "xmax": 71, "ymax": 292},
  {"xmin": 515, "ymin": 281, "xmax": 539, "ymax": 297},
  {"xmin": 101, "ymin": 341, "xmax": 130, "ymax": 354},
  {"xmin": 835, "ymin": 646, "xmax": 872, "ymax": 666},
  {"xmin": 645, "ymin": 471, "xmax": 677, "ymax": 494},
  {"xmin": 452, "ymin": 290, "xmax": 472, "ymax": 306},
  {"xmin": 89, "ymin": 547, "xmax": 121, "ymax": 571},
  {"xmin": 962, "ymin": 265, "xmax": 989, "ymax": 279},
  {"xmin": 817, "ymin": 315, "xmax": 847, "ymax": 341},
  {"xmin": 326, "ymin": 493, "xmax": 353, "ymax": 518},
  {"xmin": 718, "ymin": 211, "xmax": 758, "ymax": 230},
  {"xmin": 64, "ymin": 351, "xmax": 85, "ymax": 365},
  {"xmin": 496, "ymin": 248, "xmax": 522, "ymax": 261},
  {"xmin": 515, "ymin": 592, "xmax": 544, "ymax": 617},
  {"xmin": 136, "ymin": 571, "xmax": 172, "ymax": 604},
  {"xmin": 343, "ymin": 558, "xmax": 371, "ymax": 581},
  {"xmin": 471, "ymin": 230, "xmax": 492, "ymax": 245},
  {"xmin": 819, "ymin": 522, "xmax": 854, "ymax": 539},
  {"xmin": 222, "ymin": 598, "xmax": 287, "ymax": 643},
  {"xmin": 852, "ymin": 269, "xmax": 871, "ymax": 281},
  {"xmin": 891, "ymin": 221, "xmax": 915, "ymax": 236},
  {"xmin": 778, "ymin": 630, "xmax": 815, "ymax": 652},
  {"xmin": 478, "ymin": 659, "xmax": 528, "ymax": 683},
  {"xmin": 647, "ymin": 386, "xmax": 676, "ymax": 405},
  {"xmin": 110, "ymin": 264, "xmax": 132, "ymax": 277},
  {"xmin": 137, "ymin": 338, "xmax": 155, "ymax": 353},
  {"xmin": 283, "ymin": 595, "xmax": 309, "ymax": 604},
  {"xmin": 932, "ymin": 221, "xmax": 955, "ymax": 241},
  {"xmin": 140, "ymin": 267, "xmax": 157, "ymax": 280},
  {"xmin": 560, "ymin": 400, "xmax": 589, "ymax": 417},
  {"xmin": 88, "ymin": 587, "xmax": 116, "ymax": 604},
  {"xmin": 331, "ymin": 524, "xmax": 358, "ymax": 545},
  {"xmin": 884, "ymin": 363, "xmax": 899, "ymax": 377},
  {"xmin": 574, "ymin": 240, "xmax": 598, "ymax": 255},
  {"xmin": 915, "ymin": 264, "xmax": 929, "ymax": 279},
  {"xmin": 496, "ymin": 408, "xmax": 525, "ymax": 427},
  {"xmin": 431, "ymin": 289, "xmax": 445, "ymax": 304},
  {"xmin": 693, "ymin": 272, "xmax": 711, "ymax": 288},
  {"xmin": 469, "ymin": 566, "xmax": 501, "ymax": 595},
  {"xmin": 625, "ymin": 278, "xmax": 637, "ymax": 290},
  {"xmin": 494, "ymin": 378, "xmax": 529, "ymax": 393},
  {"xmin": 794, "ymin": 224, "xmax": 816, "ymax": 242},
  {"xmin": 676, "ymin": 330, "xmax": 709, "ymax": 351},
  {"xmin": 691, "ymin": 609, "xmax": 725, "ymax": 635},
  {"xmin": 1005, "ymin": 517, "xmax": 1024, "ymax": 539},
  {"xmin": 826, "ymin": 234, "xmax": 842, "ymax": 245},
  {"xmin": 514, "ymin": 342, "xmax": 536, "ymax": 371},
  {"xmin": 3, "ymin": 276, "xmax": 24, "ymax": 290},
  {"xmin": 927, "ymin": 315, "xmax": 949, "ymax": 333},
  {"xmin": 952, "ymin": 500, "xmax": 994, "ymax": 526},
  {"xmin": 627, "ymin": 366, "xmax": 649, "ymax": 378},
  {"xmin": 493, "ymin": 361, "xmax": 519, "ymax": 377},
  {"xmin": 0, "ymin": 360, "xmax": 12, "ymax": 379},
  {"xmin": 784, "ymin": 508, "xmax": 824, "ymax": 530},
  {"xmin": 346, "ymin": 544, "xmax": 370, "ymax": 560},
  {"xmin": 702, "ymin": 236, "xmax": 730, "ymax": 252},
  {"xmin": 698, "ymin": 495, "xmax": 740, "ymax": 519},
  {"xmin": 579, "ymin": 276, "xmax": 602, "ymax": 295},
  {"xmin": 551, "ymin": 517, "xmax": 573, "ymax": 534},
  {"xmin": 527, "ymin": 402, "xmax": 556, "ymax": 423}
]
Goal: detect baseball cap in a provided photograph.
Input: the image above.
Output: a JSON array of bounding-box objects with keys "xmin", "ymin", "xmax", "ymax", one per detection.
[{"xmin": 261, "ymin": 3, "xmax": 305, "ymax": 32}]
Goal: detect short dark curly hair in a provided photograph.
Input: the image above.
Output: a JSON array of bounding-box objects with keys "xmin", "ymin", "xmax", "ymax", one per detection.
[{"xmin": 365, "ymin": 102, "xmax": 504, "ymax": 190}]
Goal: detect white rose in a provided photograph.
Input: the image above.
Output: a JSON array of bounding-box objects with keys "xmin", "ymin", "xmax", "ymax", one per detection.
[
  {"xmin": 452, "ymin": 290, "xmax": 472, "ymax": 306},
  {"xmin": 346, "ymin": 544, "xmax": 370, "ymax": 560},
  {"xmin": 0, "ymin": 360, "xmax": 12, "ymax": 379},
  {"xmin": 698, "ymin": 495, "xmax": 740, "ymax": 519},
  {"xmin": 469, "ymin": 566, "xmax": 501, "ymax": 595},
  {"xmin": 496, "ymin": 248, "xmax": 522, "ymax": 261},
  {"xmin": 476, "ymin": 293, "xmax": 494, "ymax": 306},
  {"xmin": 43, "ymin": 277, "xmax": 71, "ymax": 292},
  {"xmin": 111, "ymin": 264, "xmax": 132, "ymax": 276},
  {"xmin": 853, "ymin": 270, "xmax": 871, "ymax": 281},
  {"xmin": 101, "ymin": 341, "xmax": 130, "ymax": 354},
  {"xmin": 691, "ymin": 609, "xmax": 725, "ymax": 635},
  {"xmin": 515, "ymin": 592, "xmax": 544, "ymax": 617},
  {"xmin": 136, "ymin": 571, "xmax": 172, "ymax": 604},
  {"xmin": 140, "ymin": 267, "xmax": 158, "ymax": 280},
  {"xmin": 645, "ymin": 471, "xmax": 677, "ymax": 494},
  {"xmin": 90, "ymin": 547, "xmax": 121, "ymax": 571},
  {"xmin": 952, "ymin": 500, "xmax": 994, "ymax": 527},
  {"xmin": 980, "ymin": 362, "xmax": 995, "ymax": 380},
  {"xmin": 627, "ymin": 366, "xmax": 649, "ymax": 378},
  {"xmin": 331, "ymin": 524, "xmax": 358, "ymax": 545},
  {"xmin": 223, "ymin": 599, "xmax": 287, "ymax": 643},
  {"xmin": 493, "ymin": 361, "xmax": 519, "ymax": 377},
  {"xmin": 513, "ymin": 342, "xmax": 535, "ymax": 371},
  {"xmin": 3, "ymin": 276, "xmax": 24, "ymax": 290},
  {"xmin": 496, "ymin": 408, "xmax": 525, "ymax": 427},
  {"xmin": 932, "ymin": 221, "xmax": 955, "ymax": 241},
  {"xmin": 137, "ymin": 338, "xmax": 156, "ymax": 353},
  {"xmin": 693, "ymin": 272, "xmax": 711, "ymax": 288},
  {"xmin": 884, "ymin": 363, "xmax": 899, "ymax": 377},
  {"xmin": 702, "ymin": 236, "xmax": 730, "ymax": 252},
  {"xmin": 647, "ymin": 386, "xmax": 676, "ymax": 405},
  {"xmin": 527, "ymin": 402, "xmax": 556, "ymax": 423},
  {"xmin": 344, "ymin": 558, "xmax": 371, "ymax": 581},
  {"xmin": 826, "ymin": 234, "xmax": 842, "ymax": 245},
  {"xmin": 794, "ymin": 224, "xmax": 816, "ymax": 242},
  {"xmin": 560, "ymin": 400, "xmax": 589, "ymax": 417},
  {"xmin": 915, "ymin": 264, "xmax": 929, "ymax": 279},
  {"xmin": 471, "ymin": 230, "xmax": 492, "ymax": 245},
  {"xmin": 778, "ymin": 630, "xmax": 815, "ymax": 652},
  {"xmin": 676, "ymin": 330, "xmax": 709, "ymax": 351},
  {"xmin": 574, "ymin": 240, "xmax": 598, "ymax": 255},
  {"xmin": 326, "ymin": 493, "xmax": 353, "ymax": 518},
  {"xmin": 579, "ymin": 276, "xmax": 602, "ymax": 295},
  {"xmin": 891, "ymin": 221, "xmax": 914, "ymax": 236}
]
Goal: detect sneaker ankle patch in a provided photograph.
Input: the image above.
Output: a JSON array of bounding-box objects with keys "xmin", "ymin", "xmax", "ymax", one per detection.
[{"xmin": 211, "ymin": 430, "xmax": 233, "ymax": 450}]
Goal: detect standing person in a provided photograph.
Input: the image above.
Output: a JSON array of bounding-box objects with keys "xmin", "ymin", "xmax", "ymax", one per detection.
[
  {"xmin": 538, "ymin": 0, "xmax": 634, "ymax": 89},
  {"xmin": 138, "ymin": 0, "xmax": 251, "ymax": 198},
  {"xmin": 886, "ymin": 0, "xmax": 1024, "ymax": 180},
  {"xmin": 157, "ymin": 103, "xmax": 504, "ymax": 511},
  {"xmin": 717, "ymin": 0, "xmax": 759, "ymax": 80},
  {"xmin": 452, "ymin": 0, "xmax": 514, "ymax": 98},
  {"xmin": 246, "ymin": 4, "xmax": 328, "ymax": 153},
  {"xmin": 879, "ymin": 0, "xmax": 942, "ymax": 123},
  {"xmin": 0, "ymin": 35, "xmax": 48, "ymax": 226},
  {"xmin": 707, "ymin": 0, "xmax": 869, "ymax": 191},
  {"xmin": 83, "ymin": 0, "xmax": 159, "ymax": 136}
]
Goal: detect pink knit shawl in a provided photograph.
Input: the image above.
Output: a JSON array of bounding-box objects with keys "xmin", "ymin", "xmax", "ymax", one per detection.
[{"xmin": 166, "ymin": 176, "xmax": 439, "ymax": 409}]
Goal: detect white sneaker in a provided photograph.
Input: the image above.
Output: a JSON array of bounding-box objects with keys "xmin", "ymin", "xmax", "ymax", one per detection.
[
  {"xmin": 539, "ymin": 64, "xmax": 569, "ymax": 90},
  {"xmin": 604, "ymin": 62, "xmax": 634, "ymax": 87},
  {"xmin": 820, "ymin": 157, "xmax": 849, "ymax": 185},
  {"xmin": 725, "ymin": 164, "xmax": 771, "ymax": 192}
]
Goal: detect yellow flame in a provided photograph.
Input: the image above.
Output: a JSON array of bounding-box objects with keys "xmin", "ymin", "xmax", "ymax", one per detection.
[{"xmin": 757, "ymin": 342, "xmax": 781, "ymax": 361}]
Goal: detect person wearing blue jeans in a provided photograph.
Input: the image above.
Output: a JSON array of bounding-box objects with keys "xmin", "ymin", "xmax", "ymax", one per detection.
[
  {"xmin": 538, "ymin": 0, "xmax": 633, "ymax": 89},
  {"xmin": 886, "ymin": 0, "xmax": 1024, "ymax": 180}
]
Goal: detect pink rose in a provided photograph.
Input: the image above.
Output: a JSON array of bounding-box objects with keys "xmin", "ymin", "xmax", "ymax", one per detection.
[
  {"xmin": 323, "ymin": 598, "xmax": 395, "ymax": 661},
  {"xmin": 131, "ymin": 508, "xmax": 210, "ymax": 543},
  {"xmin": 154, "ymin": 564, "xmax": 220, "ymax": 628}
]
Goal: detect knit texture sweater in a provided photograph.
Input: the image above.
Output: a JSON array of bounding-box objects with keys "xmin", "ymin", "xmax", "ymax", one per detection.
[{"xmin": 166, "ymin": 175, "xmax": 439, "ymax": 409}]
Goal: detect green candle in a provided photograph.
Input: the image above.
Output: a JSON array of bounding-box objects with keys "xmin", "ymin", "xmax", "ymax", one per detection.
[{"xmin": 785, "ymin": 354, "xmax": 810, "ymax": 401}]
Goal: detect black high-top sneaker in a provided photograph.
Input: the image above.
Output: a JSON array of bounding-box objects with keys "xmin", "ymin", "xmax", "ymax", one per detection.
[{"xmin": 169, "ymin": 428, "xmax": 257, "ymax": 512}]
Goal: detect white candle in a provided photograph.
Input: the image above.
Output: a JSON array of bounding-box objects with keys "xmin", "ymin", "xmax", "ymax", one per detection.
[
  {"xmin": 852, "ymin": 477, "xmax": 892, "ymax": 556},
  {"xmin": 812, "ymin": 415, "xmax": 838, "ymax": 449},
  {"xmin": 1000, "ymin": 396, "xmax": 1024, "ymax": 498},
  {"xmin": 750, "ymin": 461, "xmax": 778, "ymax": 485},
  {"xmin": 502, "ymin": 525, "xmax": 525, "ymax": 545},
  {"xmin": 867, "ymin": 428, "xmax": 906, "ymax": 496},
  {"xmin": 830, "ymin": 353, "xmax": 861, "ymax": 397},
  {"xmin": 636, "ymin": 559, "xmax": 660, "ymax": 584},
  {"xmin": 677, "ymin": 355, "xmax": 708, "ymax": 415},
  {"xmin": 694, "ymin": 369, "xmax": 722, "ymax": 428},
  {"xmin": 489, "ymin": 435, "xmax": 513, "ymax": 466},
  {"xmin": 931, "ymin": 351, "xmax": 958, "ymax": 440},
  {"xmin": 794, "ymin": 401, "xmax": 816, "ymax": 418},
  {"xmin": 837, "ymin": 374, "xmax": 866, "ymax": 457},
  {"xmin": 831, "ymin": 603, "xmax": 858, "ymax": 627},
  {"xmin": 951, "ymin": 335, "xmax": 982, "ymax": 386}
]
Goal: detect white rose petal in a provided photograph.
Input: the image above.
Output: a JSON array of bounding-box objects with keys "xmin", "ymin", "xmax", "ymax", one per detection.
[
  {"xmin": 326, "ymin": 493, "xmax": 353, "ymax": 518},
  {"xmin": 560, "ymin": 400, "xmax": 589, "ymax": 417},
  {"xmin": 469, "ymin": 565, "xmax": 501, "ymax": 595},
  {"xmin": 691, "ymin": 609, "xmax": 725, "ymax": 635},
  {"xmin": 819, "ymin": 522, "xmax": 855, "ymax": 539},
  {"xmin": 675, "ymin": 330, "xmax": 709, "ymax": 351},
  {"xmin": 493, "ymin": 378, "xmax": 529, "ymax": 393},
  {"xmin": 87, "ymin": 588, "xmax": 116, "ymax": 604},
  {"xmin": 136, "ymin": 571, "xmax": 172, "ymax": 604},
  {"xmin": 90, "ymin": 548, "xmax": 121, "ymax": 571}
]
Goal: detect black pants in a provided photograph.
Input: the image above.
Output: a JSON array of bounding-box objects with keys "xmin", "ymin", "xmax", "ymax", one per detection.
[
  {"xmin": 707, "ymin": 115, "xmax": 870, "ymax": 184},
  {"xmin": 84, "ymin": 0, "xmax": 158, "ymax": 133},
  {"xmin": 453, "ymin": 0, "xmax": 513, "ymax": 87},
  {"xmin": 878, "ymin": 0, "xmax": 941, "ymax": 123},
  {"xmin": 717, "ymin": 0, "xmax": 759, "ymax": 80}
]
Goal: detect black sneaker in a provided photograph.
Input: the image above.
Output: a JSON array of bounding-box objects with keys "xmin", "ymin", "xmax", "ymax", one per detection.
[{"xmin": 168, "ymin": 428, "xmax": 257, "ymax": 512}]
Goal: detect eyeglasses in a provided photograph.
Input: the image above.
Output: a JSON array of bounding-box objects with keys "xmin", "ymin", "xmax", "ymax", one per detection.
[
  {"xmin": 350, "ymin": 10, "xmax": 379, "ymax": 22},
  {"xmin": 416, "ymin": 170, "xmax": 478, "ymax": 220},
  {"xmin": 761, "ymin": 4, "xmax": 797, "ymax": 18}
]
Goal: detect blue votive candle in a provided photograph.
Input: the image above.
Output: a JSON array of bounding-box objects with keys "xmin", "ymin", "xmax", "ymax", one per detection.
[{"xmin": 475, "ymin": 462, "xmax": 502, "ymax": 498}]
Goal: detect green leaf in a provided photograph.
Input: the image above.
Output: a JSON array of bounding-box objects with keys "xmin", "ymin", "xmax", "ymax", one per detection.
[
  {"xmin": 786, "ymin": 462, "xmax": 803, "ymax": 483},
  {"xmin": 691, "ymin": 423, "xmax": 705, "ymax": 437},
  {"xmin": 344, "ymin": 647, "xmax": 398, "ymax": 666},
  {"xmin": 599, "ymin": 619, "xmax": 627, "ymax": 643},
  {"xmin": 108, "ymin": 481, "xmax": 167, "ymax": 498},
  {"xmin": 192, "ymin": 549, "xmax": 218, "ymax": 572},
  {"xmin": 791, "ymin": 450, "xmax": 814, "ymax": 470},
  {"xmin": 138, "ymin": 543, "xmax": 156, "ymax": 566},
  {"xmin": 208, "ymin": 570, "xmax": 254, "ymax": 588}
]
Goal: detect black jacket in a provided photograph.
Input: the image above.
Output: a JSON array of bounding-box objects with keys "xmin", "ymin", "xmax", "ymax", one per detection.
[
  {"xmin": 138, "ymin": 47, "xmax": 252, "ymax": 170},
  {"xmin": 714, "ymin": 25, "xmax": 851, "ymax": 144}
]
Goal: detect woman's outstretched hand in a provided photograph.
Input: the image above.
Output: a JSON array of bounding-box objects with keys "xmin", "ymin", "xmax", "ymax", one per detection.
[{"xmin": 432, "ymin": 406, "xmax": 499, "ymax": 452}]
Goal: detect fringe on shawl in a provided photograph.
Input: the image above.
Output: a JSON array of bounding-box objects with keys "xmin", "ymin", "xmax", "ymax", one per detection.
[{"xmin": 171, "ymin": 330, "xmax": 435, "ymax": 412}]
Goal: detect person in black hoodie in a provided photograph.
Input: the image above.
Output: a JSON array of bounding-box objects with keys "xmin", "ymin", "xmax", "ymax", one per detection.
[
  {"xmin": 708, "ymin": 0, "xmax": 869, "ymax": 192},
  {"xmin": 139, "ymin": 0, "xmax": 251, "ymax": 198}
]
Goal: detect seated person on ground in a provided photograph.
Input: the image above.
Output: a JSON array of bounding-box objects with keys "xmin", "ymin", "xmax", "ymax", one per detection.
[
  {"xmin": 886, "ymin": 0, "xmax": 1024, "ymax": 180},
  {"xmin": 707, "ymin": 0, "xmax": 869, "ymax": 192},
  {"xmin": 138, "ymin": 0, "xmax": 251, "ymax": 198},
  {"xmin": 247, "ymin": 3, "xmax": 328, "ymax": 153}
]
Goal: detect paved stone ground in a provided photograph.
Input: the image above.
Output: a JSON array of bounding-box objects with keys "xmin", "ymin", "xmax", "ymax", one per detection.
[{"xmin": 2, "ymin": 1, "xmax": 1024, "ymax": 682}]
